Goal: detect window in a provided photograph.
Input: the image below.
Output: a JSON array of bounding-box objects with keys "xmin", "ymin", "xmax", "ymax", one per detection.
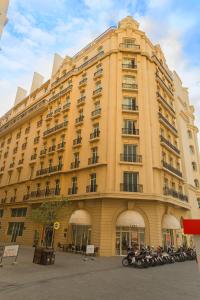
[
  {"xmin": 90, "ymin": 173, "xmax": 97, "ymax": 192},
  {"xmin": 164, "ymin": 178, "xmax": 168, "ymax": 187},
  {"xmin": 197, "ymin": 198, "xmax": 200, "ymax": 208},
  {"xmin": 122, "ymin": 58, "xmax": 136, "ymax": 68},
  {"xmin": 123, "ymin": 172, "xmax": 139, "ymax": 192},
  {"xmin": 0, "ymin": 209, "xmax": 3, "ymax": 218},
  {"xmin": 11, "ymin": 208, "xmax": 27, "ymax": 217},
  {"xmin": 7, "ymin": 222, "xmax": 24, "ymax": 236},
  {"xmin": 123, "ymin": 75, "xmax": 136, "ymax": 84},
  {"xmin": 123, "ymin": 144, "xmax": 137, "ymax": 162},
  {"xmin": 189, "ymin": 145, "xmax": 194, "ymax": 154},
  {"xmin": 122, "ymin": 97, "xmax": 136, "ymax": 110},
  {"xmin": 124, "ymin": 38, "xmax": 135, "ymax": 47},
  {"xmin": 192, "ymin": 162, "xmax": 197, "ymax": 171},
  {"xmin": 123, "ymin": 120, "xmax": 136, "ymax": 134},
  {"xmin": 194, "ymin": 179, "xmax": 199, "ymax": 188},
  {"xmin": 188, "ymin": 130, "xmax": 192, "ymax": 138},
  {"xmin": 55, "ymin": 179, "xmax": 60, "ymax": 194}
]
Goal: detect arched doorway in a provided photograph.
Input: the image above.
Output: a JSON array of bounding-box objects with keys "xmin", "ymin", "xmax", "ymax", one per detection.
[
  {"xmin": 162, "ymin": 214, "xmax": 181, "ymax": 249},
  {"xmin": 69, "ymin": 209, "xmax": 92, "ymax": 252},
  {"xmin": 115, "ymin": 210, "xmax": 145, "ymax": 255}
]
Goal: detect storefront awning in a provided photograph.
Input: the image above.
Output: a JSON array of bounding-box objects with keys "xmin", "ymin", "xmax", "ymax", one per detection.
[
  {"xmin": 116, "ymin": 210, "xmax": 145, "ymax": 227},
  {"xmin": 162, "ymin": 214, "xmax": 181, "ymax": 230},
  {"xmin": 69, "ymin": 209, "xmax": 91, "ymax": 226}
]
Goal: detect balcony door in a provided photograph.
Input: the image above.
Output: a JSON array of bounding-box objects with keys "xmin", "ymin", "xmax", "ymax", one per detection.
[
  {"xmin": 124, "ymin": 172, "xmax": 138, "ymax": 191},
  {"xmin": 124, "ymin": 144, "xmax": 137, "ymax": 162}
]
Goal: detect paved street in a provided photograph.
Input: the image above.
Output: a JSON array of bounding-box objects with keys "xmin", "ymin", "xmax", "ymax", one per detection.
[{"xmin": 0, "ymin": 247, "xmax": 200, "ymax": 300}]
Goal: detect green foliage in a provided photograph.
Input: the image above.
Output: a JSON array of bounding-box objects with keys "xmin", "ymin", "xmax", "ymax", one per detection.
[{"xmin": 30, "ymin": 200, "xmax": 68, "ymax": 226}]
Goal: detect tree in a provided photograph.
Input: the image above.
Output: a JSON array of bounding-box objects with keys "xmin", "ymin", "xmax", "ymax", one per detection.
[{"xmin": 30, "ymin": 200, "xmax": 68, "ymax": 248}]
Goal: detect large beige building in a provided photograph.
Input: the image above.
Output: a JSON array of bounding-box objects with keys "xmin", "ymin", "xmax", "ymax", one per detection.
[
  {"xmin": 0, "ymin": 0, "xmax": 9, "ymax": 39},
  {"xmin": 0, "ymin": 17, "xmax": 200, "ymax": 256}
]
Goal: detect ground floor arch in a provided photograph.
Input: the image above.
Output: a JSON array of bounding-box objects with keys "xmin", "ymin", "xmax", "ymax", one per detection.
[
  {"xmin": 115, "ymin": 210, "xmax": 146, "ymax": 255},
  {"xmin": 162, "ymin": 214, "xmax": 181, "ymax": 249}
]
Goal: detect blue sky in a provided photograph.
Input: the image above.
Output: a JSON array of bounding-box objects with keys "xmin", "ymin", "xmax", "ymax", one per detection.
[{"xmin": 0, "ymin": 0, "xmax": 200, "ymax": 130}]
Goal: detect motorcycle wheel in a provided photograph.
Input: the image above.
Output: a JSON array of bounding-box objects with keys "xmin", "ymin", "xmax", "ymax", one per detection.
[{"xmin": 122, "ymin": 257, "xmax": 130, "ymax": 267}]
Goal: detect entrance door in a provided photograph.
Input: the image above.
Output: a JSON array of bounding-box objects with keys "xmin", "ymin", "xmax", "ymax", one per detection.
[{"xmin": 116, "ymin": 227, "xmax": 145, "ymax": 255}]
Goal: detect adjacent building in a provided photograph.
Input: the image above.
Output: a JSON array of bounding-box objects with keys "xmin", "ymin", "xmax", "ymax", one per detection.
[
  {"xmin": 0, "ymin": 0, "xmax": 9, "ymax": 39},
  {"xmin": 0, "ymin": 17, "xmax": 200, "ymax": 256}
]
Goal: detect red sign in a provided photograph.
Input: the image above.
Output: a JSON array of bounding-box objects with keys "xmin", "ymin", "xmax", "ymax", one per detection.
[{"xmin": 183, "ymin": 219, "xmax": 200, "ymax": 235}]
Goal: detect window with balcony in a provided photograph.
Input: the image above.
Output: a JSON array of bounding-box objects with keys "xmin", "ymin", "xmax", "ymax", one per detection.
[
  {"xmin": 90, "ymin": 124, "xmax": 100, "ymax": 139},
  {"xmin": 122, "ymin": 120, "xmax": 138, "ymax": 135},
  {"xmin": 121, "ymin": 144, "xmax": 141, "ymax": 162},
  {"xmin": 87, "ymin": 173, "xmax": 97, "ymax": 192},
  {"xmin": 71, "ymin": 152, "xmax": 80, "ymax": 169},
  {"xmin": 121, "ymin": 172, "xmax": 142, "ymax": 192},
  {"xmin": 122, "ymin": 75, "xmax": 137, "ymax": 89},
  {"xmin": 88, "ymin": 147, "xmax": 99, "ymax": 164},
  {"xmin": 69, "ymin": 177, "xmax": 78, "ymax": 194},
  {"xmin": 122, "ymin": 97, "xmax": 137, "ymax": 111},
  {"xmin": 122, "ymin": 58, "xmax": 136, "ymax": 69}
]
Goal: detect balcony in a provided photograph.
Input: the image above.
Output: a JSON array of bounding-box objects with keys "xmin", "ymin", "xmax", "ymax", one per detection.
[
  {"xmin": 158, "ymin": 113, "xmax": 178, "ymax": 135},
  {"xmin": 23, "ymin": 194, "xmax": 30, "ymax": 201},
  {"xmin": 46, "ymin": 112, "xmax": 53, "ymax": 120},
  {"xmin": 40, "ymin": 148, "xmax": 47, "ymax": 157},
  {"xmin": 156, "ymin": 72, "xmax": 174, "ymax": 96},
  {"xmin": 119, "ymin": 43, "xmax": 140, "ymax": 51},
  {"xmin": 120, "ymin": 183, "xmax": 143, "ymax": 192},
  {"xmin": 0, "ymin": 99, "xmax": 47, "ymax": 136},
  {"xmin": 62, "ymin": 102, "xmax": 70, "ymax": 112},
  {"xmin": 122, "ymin": 128, "xmax": 139, "ymax": 136},
  {"xmin": 92, "ymin": 87, "xmax": 102, "ymax": 98},
  {"xmin": 122, "ymin": 104, "xmax": 138, "ymax": 112},
  {"xmin": 75, "ymin": 115, "xmax": 84, "ymax": 125},
  {"xmin": 1, "ymin": 198, "xmax": 7, "ymax": 204},
  {"xmin": 10, "ymin": 196, "xmax": 16, "ymax": 203},
  {"xmin": 31, "ymin": 153, "xmax": 37, "ymax": 160},
  {"xmin": 122, "ymin": 83, "xmax": 138, "ymax": 91},
  {"xmin": 70, "ymin": 161, "xmax": 80, "ymax": 169},
  {"xmin": 90, "ymin": 130, "xmax": 100, "ymax": 140},
  {"xmin": 54, "ymin": 106, "xmax": 62, "ymax": 116},
  {"xmin": 73, "ymin": 137, "xmax": 82, "ymax": 147},
  {"xmin": 157, "ymin": 92, "xmax": 175, "ymax": 115},
  {"xmin": 163, "ymin": 186, "xmax": 188, "ymax": 202},
  {"xmin": 36, "ymin": 164, "xmax": 63, "ymax": 177},
  {"xmin": 57, "ymin": 142, "xmax": 65, "ymax": 151},
  {"xmin": 68, "ymin": 187, "xmax": 78, "ymax": 195},
  {"xmin": 91, "ymin": 108, "xmax": 101, "ymax": 118},
  {"xmin": 30, "ymin": 188, "xmax": 61, "ymax": 198},
  {"xmin": 77, "ymin": 96, "xmax": 86, "ymax": 106},
  {"xmin": 88, "ymin": 156, "xmax": 99, "ymax": 165},
  {"xmin": 43, "ymin": 121, "xmax": 68, "ymax": 137},
  {"xmin": 162, "ymin": 160, "xmax": 182, "ymax": 178},
  {"xmin": 49, "ymin": 85, "xmax": 73, "ymax": 102},
  {"xmin": 48, "ymin": 145, "xmax": 56, "ymax": 153},
  {"xmin": 122, "ymin": 64, "xmax": 137, "ymax": 70},
  {"xmin": 86, "ymin": 185, "xmax": 98, "ymax": 193},
  {"xmin": 160, "ymin": 135, "xmax": 180, "ymax": 155},
  {"xmin": 79, "ymin": 78, "xmax": 87, "ymax": 87},
  {"xmin": 120, "ymin": 154, "xmax": 142, "ymax": 163},
  {"xmin": 34, "ymin": 136, "xmax": 40, "ymax": 144},
  {"xmin": 94, "ymin": 69, "xmax": 103, "ymax": 79}
]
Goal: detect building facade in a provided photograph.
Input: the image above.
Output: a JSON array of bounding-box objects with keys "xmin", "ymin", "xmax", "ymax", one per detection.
[
  {"xmin": 0, "ymin": 17, "xmax": 200, "ymax": 256},
  {"xmin": 0, "ymin": 0, "xmax": 9, "ymax": 39}
]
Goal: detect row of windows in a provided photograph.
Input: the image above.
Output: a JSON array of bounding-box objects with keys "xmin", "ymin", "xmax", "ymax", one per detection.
[{"xmin": 11, "ymin": 208, "xmax": 27, "ymax": 217}]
